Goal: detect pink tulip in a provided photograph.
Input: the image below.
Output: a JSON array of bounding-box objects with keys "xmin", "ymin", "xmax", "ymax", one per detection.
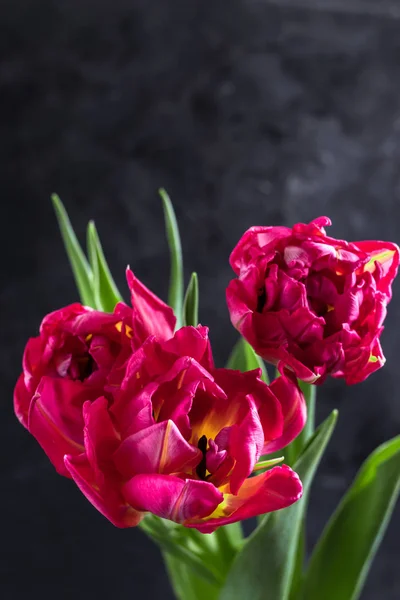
[
  {"xmin": 227, "ymin": 217, "xmax": 399, "ymax": 384},
  {"xmin": 14, "ymin": 270, "xmax": 175, "ymax": 475},
  {"xmin": 64, "ymin": 326, "xmax": 304, "ymax": 531}
]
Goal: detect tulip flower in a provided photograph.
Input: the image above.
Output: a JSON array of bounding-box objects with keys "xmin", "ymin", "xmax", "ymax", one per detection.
[
  {"xmin": 14, "ymin": 270, "xmax": 175, "ymax": 474},
  {"xmin": 226, "ymin": 217, "xmax": 399, "ymax": 384},
  {"xmin": 64, "ymin": 326, "xmax": 305, "ymax": 532}
]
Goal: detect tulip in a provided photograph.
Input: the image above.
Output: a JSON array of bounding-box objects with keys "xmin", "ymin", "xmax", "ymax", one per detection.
[
  {"xmin": 64, "ymin": 326, "xmax": 305, "ymax": 531},
  {"xmin": 14, "ymin": 270, "xmax": 175, "ymax": 474},
  {"xmin": 227, "ymin": 217, "xmax": 399, "ymax": 384}
]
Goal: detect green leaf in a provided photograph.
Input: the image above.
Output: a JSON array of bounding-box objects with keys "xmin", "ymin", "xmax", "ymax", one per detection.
[
  {"xmin": 51, "ymin": 194, "xmax": 95, "ymax": 307},
  {"xmin": 285, "ymin": 380, "xmax": 316, "ymax": 467},
  {"xmin": 183, "ymin": 272, "xmax": 199, "ymax": 327},
  {"xmin": 218, "ymin": 522, "xmax": 244, "ymax": 551},
  {"xmin": 288, "ymin": 517, "xmax": 306, "ymax": 600},
  {"xmin": 139, "ymin": 516, "xmax": 224, "ymax": 587},
  {"xmin": 86, "ymin": 220, "xmax": 123, "ymax": 312},
  {"xmin": 253, "ymin": 456, "xmax": 284, "ymax": 471},
  {"xmin": 226, "ymin": 338, "xmax": 269, "ymax": 384},
  {"xmin": 301, "ymin": 434, "xmax": 400, "ymax": 600},
  {"xmin": 283, "ymin": 382, "xmax": 316, "ymax": 599},
  {"xmin": 163, "ymin": 553, "xmax": 220, "ymax": 600},
  {"xmin": 160, "ymin": 188, "xmax": 184, "ymax": 329},
  {"xmin": 219, "ymin": 410, "xmax": 338, "ymax": 600}
]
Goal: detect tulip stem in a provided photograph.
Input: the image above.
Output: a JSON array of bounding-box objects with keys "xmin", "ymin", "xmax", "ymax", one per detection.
[
  {"xmin": 299, "ymin": 380, "xmax": 316, "ymax": 440},
  {"xmin": 286, "ymin": 381, "xmax": 317, "ymax": 600},
  {"xmin": 139, "ymin": 517, "xmax": 225, "ymax": 587},
  {"xmin": 213, "ymin": 524, "xmax": 240, "ymax": 570},
  {"xmin": 162, "ymin": 551, "xmax": 220, "ymax": 600},
  {"xmin": 285, "ymin": 381, "xmax": 316, "ymax": 467}
]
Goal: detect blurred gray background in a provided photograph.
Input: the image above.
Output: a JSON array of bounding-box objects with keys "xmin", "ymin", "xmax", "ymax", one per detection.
[{"xmin": 1, "ymin": 0, "xmax": 400, "ymax": 598}]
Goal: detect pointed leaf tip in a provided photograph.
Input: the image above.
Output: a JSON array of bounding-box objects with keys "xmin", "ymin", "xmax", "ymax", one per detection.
[
  {"xmin": 51, "ymin": 193, "xmax": 94, "ymax": 307},
  {"xmin": 86, "ymin": 220, "xmax": 123, "ymax": 312},
  {"xmin": 183, "ymin": 272, "xmax": 199, "ymax": 327},
  {"xmin": 159, "ymin": 188, "xmax": 184, "ymax": 329}
]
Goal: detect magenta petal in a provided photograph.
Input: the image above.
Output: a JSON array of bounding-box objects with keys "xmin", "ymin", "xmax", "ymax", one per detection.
[
  {"xmin": 153, "ymin": 356, "xmax": 221, "ymax": 435},
  {"xmin": 57, "ymin": 305, "xmax": 119, "ymax": 337},
  {"xmin": 353, "ymin": 240, "xmax": 400, "ymax": 299},
  {"xmin": 246, "ymin": 379, "xmax": 283, "ymax": 443},
  {"xmin": 82, "ymin": 397, "xmax": 120, "ymax": 470},
  {"xmin": 229, "ymin": 226, "xmax": 291, "ymax": 273},
  {"xmin": 123, "ymin": 474, "xmax": 223, "ymax": 523},
  {"xmin": 65, "ymin": 453, "xmax": 142, "ymax": 528},
  {"xmin": 206, "ymin": 439, "xmax": 228, "ymax": 473},
  {"xmin": 226, "ymin": 278, "xmax": 257, "ymax": 337},
  {"xmin": 188, "ymin": 465, "xmax": 302, "ymax": 533},
  {"xmin": 126, "ymin": 269, "xmax": 176, "ymax": 340},
  {"xmin": 276, "ymin": 272, "xmax": 308, "ymax": 311},
  {"xmin": 281, "ymin": 308, "xmax": 325, "ymax": 344},
  {"xmin": 229, "ymin": 398, "xmax": 264, "ymax": 494},
  {"xmin": 161, "ymin": 326, "xmax": 215, "ymax": 371},
  {"xmin": 113, "ymin": 420, "xmax": 201, "ymax": 479},
  {"xmin": 264, "ymin": 373, "xmax": 307, "ymax": 453},
  {"xmin": 21, "ymin": 336, "xmax": 45, "ymax": 390},
  {"xmin": 342, "ymin": 338, "xmax": 385, "ymax": 385},
  {"xmin": 27, "ymin": 376, "xmax": 89, "ymax": 475},
  {"xmin": 111, "ymin": 381, "xmax": 156, "ymax": 439}
]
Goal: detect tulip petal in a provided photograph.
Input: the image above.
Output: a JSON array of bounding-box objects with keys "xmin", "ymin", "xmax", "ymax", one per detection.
[
  {"xmin": 215, "ymin": 369, "xmax": 283, "ymax": 443},
  {"xmin": 264, "ymin": 373, "xmax": 307, "ymax": 453},
  {"xmin": 226, "ymin": 273, "xmax": 261, "ymax": 324},
  {"xmin": 41, "ymin": 303, "xmax": 119, "ymax": 338},
  {"xmin": 123, "ymin": 474, "xmax": 223, "ymax": 524},
  {"xmin": 65, "ymin": 453, "xmax": 142, "ymax": 528},
  {"xmin": 113, "ymin": 420, "xmax": 201, "ymax": 479},
  {"xmin": 28, "ymin": 376, "xmax": 91, "ymax": 475},
  {"xmin": 353, "ymin": 240, "xmax": 400, "ymax": 299},
  {"xmin": 111, "ymin": 381, "xmax": 156, "ymax": 439},
  {"xmin": 145, "ymin": 354, "xmax": 227, "ymax": 440},
  {"xmin": 229, "ymin": 226, "xmax": 291, "ymax": 274},
  {"xmin": 188, "ymin": 465, "xmax": 302, "ymax": 533},
  {"xmin": 82, "ymin": 397, "xmax": 120, "ymax": 471},
  {"xmin": 162, "ymin": 325, "xmax": 215, "ymax": 371},
  {"xmin": 338, "ymin": 337, "xmax": 385, "ymax": 385},
  {"xmin": 228, "ymin": 397, "xmax": 265, "ymax": 494},
  {"xmin": 126, "ymin": 268, "xmax": 176, "ymax": 340},
  {"xmin": 21, "ymin": 336, "xmax": 45, "ymax": 389}
]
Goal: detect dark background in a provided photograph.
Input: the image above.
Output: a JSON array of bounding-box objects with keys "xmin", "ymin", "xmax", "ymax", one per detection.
[{"xmin": 2, "ymin": 0, "xmax": 400, "ymax": 598}]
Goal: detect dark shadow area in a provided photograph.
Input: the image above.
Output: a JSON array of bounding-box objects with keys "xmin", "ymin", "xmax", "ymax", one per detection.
[{"xmin": 1, "ymin": 1, "xmax": 399, "ymax": 598}]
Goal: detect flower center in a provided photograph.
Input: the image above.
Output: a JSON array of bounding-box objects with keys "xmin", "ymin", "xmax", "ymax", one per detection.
[
  {"xmin": 69, "ymin": 352, "xmax": 96, "ymax": 381},
  {"xmin": 256, "ymin": 286, "xmax": 267, "ymax": 313},
  {"xmin": 196, "ymin": 434, "xmax": 208, "ymax": 480}
]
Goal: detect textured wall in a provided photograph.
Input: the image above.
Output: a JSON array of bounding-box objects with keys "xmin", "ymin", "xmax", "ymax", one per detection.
[{"xmin": 2, "ymin": 1, "xmax": 400, "ymax": 598}]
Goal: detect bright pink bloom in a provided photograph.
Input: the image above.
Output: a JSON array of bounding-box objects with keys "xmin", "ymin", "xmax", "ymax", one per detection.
[
  {"xmin": 227, "ymin": 217, "xmax": 399, "ymax": 384},
  {"xmin": 14, "ymin": 270, "xmax": 175, "ymax": 475},
  {"xmin": 64, "ymin": 326, "xmax": 304, "ymax": 532}
]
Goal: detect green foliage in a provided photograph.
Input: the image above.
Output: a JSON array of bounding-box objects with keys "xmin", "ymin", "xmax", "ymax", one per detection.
[
  {"xmin": 51, "ymin": 194, "xmax": 94, "ymax": 307},
  {"xmin": 183, "ymin": 272, "xmax": 199, "ymax": 327},
  {"xmin": 160, "ymin": 188, "xmax": 184, "ymax": 328},
  {"xmin": 301, "ymin": 435, "xmax": 400, "ymax": 600},
  {"xmin": 86, "ymin": 220, "xmax": 123, "ymax": 311},
  {"xmin": 52, "ymin": 194, "xmax": 122, "ymax": 311},
  {"xmin": 219, "ymin": 410, "xmax": 338, "ymax": 600},
  {"xmin": 226, "ymin": 338, "xmax": 269, "ymax": 384}
]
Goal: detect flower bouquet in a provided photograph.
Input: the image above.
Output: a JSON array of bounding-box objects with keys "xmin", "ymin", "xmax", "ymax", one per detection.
[{"xmin": 14, "ymin": 190, "xmax": 400, "ymax": 599}]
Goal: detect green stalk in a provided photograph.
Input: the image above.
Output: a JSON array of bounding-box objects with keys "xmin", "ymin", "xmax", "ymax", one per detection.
[{"xmin": 160, "ymin": 188, "xmax": 184, "ymax": 328}]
